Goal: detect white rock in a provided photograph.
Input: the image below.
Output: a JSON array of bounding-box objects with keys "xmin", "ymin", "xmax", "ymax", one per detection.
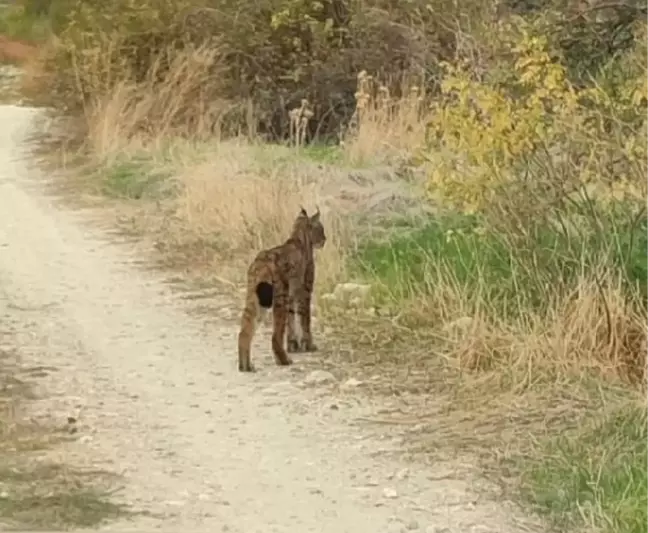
[
  {"xmin": 303, "ymin": 370, "xmax": 336, "ymax": 386},
  {"xmin": 382, "ymin": 487, "xmax": 398, "ymax": 499},
  {"xmin": 340, "ymin": 377, "xmax": 363, "ymax": 391},
  {"xmin": 333, "ymin": 282, "xmax": 372, "ymax": 300},
  {"xmin": 395, "ymin": 467, "xmax": 409, "ymax": 480}
]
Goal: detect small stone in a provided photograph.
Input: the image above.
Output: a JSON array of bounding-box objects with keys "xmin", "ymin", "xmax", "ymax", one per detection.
[
  {"xmin": 340, "ymin": 377, "xmax": 363, "ymax": 391},
  {"xmin": 405, "ymin": 519, "xmax": 420, "ymax": 530},
  {"xmin": 395, "ymin": 467, "xmax": 409, "ymax": 480},
  {"xmin": 382, "ymin": 487, "xmax": 398, "ymax": 499},
  {"xmin": 333, "ymin": 282, "xmax": 372, "ymax": 301},
  {"xmin": 303, "ymin": 370, "xmax": 336, "ymax": 386},
  {"xmin": 79, "ymin": 435, "xmax": 93, "ymax": 443}
]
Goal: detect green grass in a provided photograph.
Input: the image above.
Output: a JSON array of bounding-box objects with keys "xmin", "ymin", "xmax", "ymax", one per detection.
[
  {"xmin": 297, "ymin": 143, "xmax": 344, "ymax": 164},
  {"xmin": 100, "ymin": 157, "xmax": 174, "ymax": 199},
  {"xmin": 352, "ymin": 209, "xmax": 647, "ymax": 315},
  {"xmin": 519, "ymin": 405, "xmax": 647, "ymax": 533}
]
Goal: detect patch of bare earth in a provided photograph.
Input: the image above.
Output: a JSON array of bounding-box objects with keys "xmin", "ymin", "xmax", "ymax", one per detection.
[{"xmin": 0, "ymin": 250, "xmax": 128, "ymax": 531}]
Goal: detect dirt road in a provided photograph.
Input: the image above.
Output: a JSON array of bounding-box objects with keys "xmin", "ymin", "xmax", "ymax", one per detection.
[{"xmin": 0, "ymin": 105, "xmax": 531, "ymax": 533}]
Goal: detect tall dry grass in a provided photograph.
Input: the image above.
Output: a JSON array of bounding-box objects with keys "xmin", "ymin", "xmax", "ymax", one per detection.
[
  {"xmin": 78, "ymin": 43, "xmax": 230, "ymax": 159},
  {"xmin": 31, "ymin": 42, "xmax": 356, "ymax": 293},
  {"xmin": 172, "ymin": 148, "xmax": 352, "ymax": 290},
  {"xmin": 341, "ymin": 70, "xmax": 430, "ymax": 165}
]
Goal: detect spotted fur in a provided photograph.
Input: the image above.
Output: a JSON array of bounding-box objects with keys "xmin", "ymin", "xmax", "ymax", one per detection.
[{"xmin": 237, "ymin": 208, "xmax": 326, "ymax": 372}]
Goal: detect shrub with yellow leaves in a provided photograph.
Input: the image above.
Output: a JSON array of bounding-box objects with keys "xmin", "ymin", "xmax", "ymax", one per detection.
[{"xmin": 425, "ymin": 16, "xmax": 647, "ymax": 224}]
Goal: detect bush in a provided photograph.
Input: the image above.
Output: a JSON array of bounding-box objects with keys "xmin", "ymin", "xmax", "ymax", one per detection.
[{"xmin": 24, "ymin": 0, "xmax": 467, "ymax": 142}]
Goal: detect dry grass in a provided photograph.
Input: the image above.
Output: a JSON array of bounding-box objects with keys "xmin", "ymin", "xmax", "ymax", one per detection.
[
  {"xmin": 341, "ymin": 70, "xmax": 429, "ymax": 166},
  {"xmin": 173, "ymin": 145, "xmax": 353, "ymax": 286},
  {"xmin": 77, "ymin": 42, "xmax": 229, "ymax": 159},
  {"xmin": 428, "ymin": 275, "xmax": 645, "ymax": 386},
  {"xmin": 25, "ymin": 50, "xmax": 414, "ymax": 298}
]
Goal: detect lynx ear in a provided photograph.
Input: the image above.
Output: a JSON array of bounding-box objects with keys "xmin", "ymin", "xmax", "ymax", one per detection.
[
  {"xmin": 310, "ymin": 205, "xmax": 321, "ymax": 222},
  {"xmin": 299, "ymin": 206, "xmax": 308, "ymax": 217}
]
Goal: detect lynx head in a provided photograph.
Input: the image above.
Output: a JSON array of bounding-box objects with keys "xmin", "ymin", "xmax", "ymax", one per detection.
[{"xmin": 294, "ymin": 206, "xmax": 326, "ymax": 250}]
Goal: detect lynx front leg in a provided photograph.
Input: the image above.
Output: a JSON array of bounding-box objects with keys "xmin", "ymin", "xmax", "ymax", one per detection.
[
  {"xmin": 298, "ymin": 289, "xmax": 317, "ymax": 352},
  {"xmin": 271, "ymin": 285, "xmax": 293, "ymax": 366},
  {"xmin": 287, "ymin": 296, "xmax": 301, "ymax": 353},
  {"xmin": 298, "ymin": 261, "xmax": 317, "ymax": 352}
]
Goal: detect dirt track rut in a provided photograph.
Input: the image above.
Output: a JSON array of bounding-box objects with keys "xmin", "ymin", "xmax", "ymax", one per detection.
[{"xmin": 0, "ymin": 105, "xmax": 534, "ymax": 533}]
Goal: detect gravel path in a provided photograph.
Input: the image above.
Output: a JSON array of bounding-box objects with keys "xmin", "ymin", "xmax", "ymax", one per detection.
[{"xmin": 0, "ymin": 104, "xmax": 536, "ymax": 533}]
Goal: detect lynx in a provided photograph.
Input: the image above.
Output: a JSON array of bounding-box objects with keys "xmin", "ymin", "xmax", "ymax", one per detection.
[{"xmin": 237, "ymin": 208, "xmax": 326, "ymax": 372}]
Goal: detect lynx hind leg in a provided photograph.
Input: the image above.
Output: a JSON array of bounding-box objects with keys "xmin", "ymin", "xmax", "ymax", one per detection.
[
  {"xmin": 271, "ymin": 284, "xmax": 293, "ymax": 366},
  {"xmin": 237, "ymin": 291, "xmax": 259, "ymax": 372},
  {"xmin": 300, "ymin": 260, "xmax": 317, "ymax": 352}
]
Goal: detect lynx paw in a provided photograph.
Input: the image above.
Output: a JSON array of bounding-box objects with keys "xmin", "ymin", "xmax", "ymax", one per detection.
[
  {"xmin": 238, "ymin": 361, "xmax": 256, "ymax": 372},
  {"xmin": 287, "ymin": 337, "xmax": 301, "ymax": 353},
  {"xmin": 301, "ymin": 340, "xmax": 318, "ymax": 352}
]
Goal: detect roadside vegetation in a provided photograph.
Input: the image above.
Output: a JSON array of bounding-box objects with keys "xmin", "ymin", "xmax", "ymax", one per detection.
[{"xmin": 2, "ymin": 0, "xmax": 646, "ymax": 531}]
